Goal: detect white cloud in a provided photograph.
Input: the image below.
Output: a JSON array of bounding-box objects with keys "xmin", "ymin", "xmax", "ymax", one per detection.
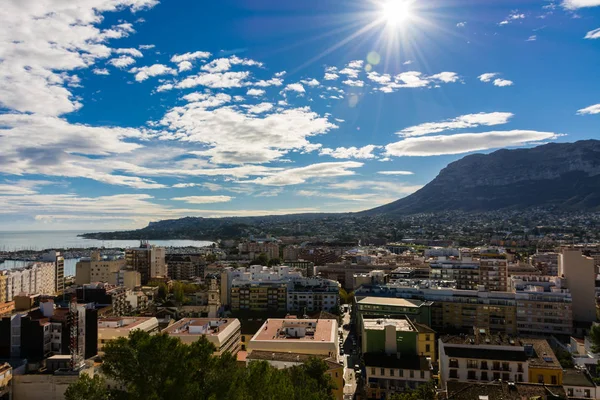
[
  {"xmin": 246, "ymin": 162, "xmax": 363, "ymax": 186},
  {"xmin": 576, "ymin": 103, "xmax": 600, "ymax": 115},
  {"xmin": 585, "ymin": 28, "xmax": 600, "ymax": 39},
  {"xmin": 377, "ymin": 171, "xmax": 415, "ymax": 175},
  {"xmin": 301, "ymin": 78, "xmax": 320, "ymax": 87},
  {"xmin": 296, "ymin": 190, "xmax": 379, "ymax": 202},
  {"xmin": 493, "ymin": 78, "xmax": 514, "ymax": 87},
  {"xmin": 139, "ymin": 44, "xmax": 155, "ymax": 50},
  {"xmin": 430, "ymin": 72, "xmax": 460, "ymax": 83},
  {"xmin": 456, "ymin": 22, "xmax": 467, "ymax": 27},
  {"xmin": 562, "ymin": 0, "xmax": 600, "ymax": 9},
  {"xmin": 0, "ymin": 180, "xmax": 56, "ymax": 195},
  {"xmin": 0, "ymin": 1, "xmax": 156, "ymax": 116},
  {"xmin": 170, "ymin": 51, "xmax": 212, "ymax": 63},
  {"xmin": 339, "ymin": 68, "xmax": 360, "ymax": 78},
  {"xmin": 171, "ymin": 71, "xmax": 250, "ymax": 90},
  {"xmin": 342, "ymin": 79, "xmax": 365, "ymax": 87},
  {"xmin": 201, "ymin": 56, "xmax": 263, "ymax": 73},
  {"xmin": 113, "ymin": 48, "xmax": 143, "ymax": 58},
  {"xmin": 159, "ymin": 96, "xmax": 337, "ymax": 164},
  {"xmin": 527, "ymin": 35, "xmax": 537, "ymax": 41},
  {"xmin": 246, "ymin": 102, "xmax": 274, "ymax": 114},
  {"xmin": 320, "ymin": 145, "xmax": 379, "ymax": 159},
  {"xmin": 499, "ymin": 20, "xmax": 510, "ymax": 25},
  {"xmin": 511, "ymin": 13, "xmax": 526, "ymax": 19},
  {"xmin": 385, "ymin": 130, "xmax": 559, "ymax": 157},
  {"xmin": 172, "ymin": 196, "xmax": 234, "ymax": 204},
  {"xmin": 275, "ymin": 71, "xmax": 287, "ymax": 77},
  {"xmin": 398, "ymin": 112, "xmax": 514, "ymax": 137},
  {"xmin": 478, "ymin": 73, "xmax": 498, "ymax": 82},
  {"xmin": 253, "ymin": 77, "xmax": 284, "ymax": 87},
  {"xmin": 130, "ymin": 64, "xmax": 177, "ymax": 82},
  {"xmin": 108, "ymin": 55, "xmax": 137, "ymax": 68},
  {"xmin": 93, "ymin": 68, "xmax": 110, "ymax": 75},
  {"xmin": 247, "ymin": 88, "xmax": 266, "ymax": 97},
  {"xmin": 324, "ymin": 73, "xmax": 340, "ymax": 80},
  {"xmin": 177, "ymin": 61, "xmax": 193, "ymax": 72},
  {"xmin": 283, "ymin": 83, "xmax": 306, "ymax": 94},
  {"xmin": 347, "ymin": 60, "xmax": 364, "ymax": 68}
]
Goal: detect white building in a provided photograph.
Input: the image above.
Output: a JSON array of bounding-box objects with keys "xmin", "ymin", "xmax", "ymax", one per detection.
[
  {"xmin": 98, "ymin": 317, "xmax": 159, "ymax": 350},
  {"xmin": 2, "ymin": 262, "xmax": 56, "ymax": 301}
]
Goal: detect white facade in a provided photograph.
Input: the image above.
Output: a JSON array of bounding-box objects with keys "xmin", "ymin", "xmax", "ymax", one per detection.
[{"xmin": 2, "ymin": 262, "xmax": 56, "ymax": 301}]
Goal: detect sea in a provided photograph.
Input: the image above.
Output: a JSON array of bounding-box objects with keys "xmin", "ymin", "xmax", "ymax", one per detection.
[{"xmin": 0, "ymin": 230, "xmax": 214, "ymax": 276}]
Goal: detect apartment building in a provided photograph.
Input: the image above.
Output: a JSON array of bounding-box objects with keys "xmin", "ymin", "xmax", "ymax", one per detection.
[
  {"xmin": 363, "ymin": 318, "xmax": 433, "ymax": 399},
  {"xmin": 248, "ymin": 318, "xmax": 338, "ymax": 359},
  {"xmin": 231, "ymin": 282, "xmax": 287, "ymax": 312},
  {"xmin": 439, "ymin": 329, "xmax": 563, "ymax": 390},
  {"xmin": 76, "ymin": 283, "xmax": 129, "ymax": 316},
  {"xmin": 238, "ymin": 238, "xmax": 279, "ymax": 260},
  {"xmin": 98, "ymin": 316, "xmax": 159, "ymax": 350},
  {"xmin": 41, "ymin": 251, "xmax": 64, "ymax": 293},
  {"xmin": 286, "ymin": 278, "xmax": 339, "ymax": 313},
  {"xmin": 479, "ymin": 258, "xmax": 509, "ymax": 292},
  {"xmin": 162, "ymin": 318, "xmax": 241, "ymax": 355},
  {"xmin": 125, "ymin": 242, "xmax": 167, "ymax": 285},
  {"xmin": 559, "ymin": 248, "xmax": 596, "ymax": 324},
  {"xmin": 0, "ymin": 262, "xmax": 56, "ymax": 302},
  {"xmin": 355, "ymin": 297, "xmax": 433, "ymax": 329},
  {"xmin": 317, "ymin": 262, "xmax": 397, "ymax": 290},
  {"xmin": 531, "ymin": 252, "xmax": 559, "ymax": 276},
  {"xmin": 355, "ymin": 280, "xmax": 573, "ymax": 336},
  {"xmin": 75, "ymin": 252, "xmax": 126, "ymax": 286},
  {"xmin": 0, "ymin": 274, "xmax": 6, "ymax": 304},
  {"xmin": 0, "ymin": 362, "xmax": 11, "ymax": 399},
  {"xmin": 510, "ymin": 275, "xmax": 573, "ymax": 337},
  {"xmin": 429, "ymin": 257, "xmax": 480, "ymax": 290},
  {"xmin": 165, "ymin": 254, "xmax": 206, "ymax": 280}
]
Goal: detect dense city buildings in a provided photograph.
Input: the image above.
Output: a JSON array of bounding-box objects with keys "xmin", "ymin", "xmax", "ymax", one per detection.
[
  {"xmin": 238, "ymin": 236, "xmax": 280, "ymax": 261},
  {"xmin": 165, "ymin": 254, "xmax": 206, "ymax": 280},
  {"xmin": 125, "ymin": 242, "xmax": 167, "ymax": 285},
  {"xmin": 0, "ymin": 262, "xmax": 55, "ymax": 302}
]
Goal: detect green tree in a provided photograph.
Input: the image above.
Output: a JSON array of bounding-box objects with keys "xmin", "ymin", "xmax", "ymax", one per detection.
[
  {"xmin": 339, "ymin": 288, "xmax": 354, "ymax": 305},
  {"xmin": 255, "ymin": 253, "xmax": 269, "ymax": 266},
  {"xmin": 156, "ymin": 283, "xmax": 167, "ymax": 302},
  {"xmin": 390, "ymin": 381, "xmax": 436, "ymax": 400},
  {"xmin": 69, "ymin": 330, "xmax": 335, "ymax": 400},
  {"xmin": 267, "ymin": 258, "xmax": 281, "ymax": 267},
  {"xmin": 590, "ymin": 324, "xmax": 600, "ymax": 353},
  {"xmin": 172, "ymin": 282, "xmax": 186, "ymax": 304},
  {"xmin": 64, "ymin": 374, "xmax": 111, "ymax": 400}
]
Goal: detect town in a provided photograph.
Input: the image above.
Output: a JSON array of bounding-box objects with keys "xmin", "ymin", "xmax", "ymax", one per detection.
[{"xmin": 1, "ymin": 236, "xmax": 600, "ymax": 400}]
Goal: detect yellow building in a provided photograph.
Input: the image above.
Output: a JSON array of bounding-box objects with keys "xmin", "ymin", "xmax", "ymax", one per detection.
[
  {"xmin": 527, "ymin": 340, "xmax": 563, "ymax": 385},
  {"xmin": 436, "ymin": 301, "xmax": 517, "ymax": 335},
  {"xmin": 0, "ymin": 362, "xmax": 12, "ymax": 398},
  {"xmin": 0, "ymin": 274, "xmax": 6, "ymax": 303},
  {"xmin": 231, "ymin": 282, "xmax": 287, "ymax": 312},
  {"xmin": 76, "ymin": 252, "xmax": 126, "ymax": 286},
  {"xmin": 414, "ymin": 322, "xmax": 436, "ymax": 362}
]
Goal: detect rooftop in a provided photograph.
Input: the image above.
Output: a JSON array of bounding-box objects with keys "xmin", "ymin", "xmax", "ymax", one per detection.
[
  {"xmin": 247, "ymin": 350, "xmax": 342, "ymax": 370},
  {"xmin": 251, "ymin": 318, "xmax": 336, "ymax": 343},
  {"xmin": 446, "ymin": 381, "xmax": 567, "ymax": 400},
  {"xmin": 363, "ymin": 318, "xmax": 414, "ymax": 332},
  {"xmin": 562, "ymin": 368, "xmax": 596, "ymax": 387},
  {"xmin": 363, "ymin": 353, "xmax": 430, "ymax": 370},
  {"xmin": 162, "ymin": 318, "xmax": 237, "ymax": 336},
  {"xmin": 98, "ymin": 317, "xmax": 157, "ymax": 330},
  {"xmin": 357, "ymin": 297, "xmax": 423, "ymax": 307}
]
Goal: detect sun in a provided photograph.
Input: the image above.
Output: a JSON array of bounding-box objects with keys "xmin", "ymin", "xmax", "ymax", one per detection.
[{"xmin": 380, "ymin": 0, "xmax": 413, "ymax": 26}]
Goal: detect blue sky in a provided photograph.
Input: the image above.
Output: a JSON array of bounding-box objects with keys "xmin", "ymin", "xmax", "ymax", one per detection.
[{"xmin": 0, "ymin": 0, "xmax": 599, "ymax": 231}]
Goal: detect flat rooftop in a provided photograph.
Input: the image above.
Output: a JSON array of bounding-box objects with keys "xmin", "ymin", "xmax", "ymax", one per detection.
[
  {"xmin": 162, "ymin": 318, "xmax": 237, "ymax": 336},
  {"xmin": 98, "ymin": 317, "xmax": 156, "ymax": 330},
  {"xmin": 357, "ymin": 297, "xmax": 421, "ymax": 307},
  {"xmin": 251, "ymin": 318, "xmax": 336, "ymax": 343},
  {"xmin": 363, "ymin": 318, "xmax": 414, "ymax": 332}
]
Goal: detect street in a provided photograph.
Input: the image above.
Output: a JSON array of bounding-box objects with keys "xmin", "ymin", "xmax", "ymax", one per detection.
[{"xmin": 340, "ymin": 306, "xmax": 358, "ymax": 400}]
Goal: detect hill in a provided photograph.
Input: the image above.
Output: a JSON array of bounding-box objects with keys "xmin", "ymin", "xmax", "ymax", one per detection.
[{"xmin": 364, "ymin": 140, "xmax": 600, "ymax": 215}]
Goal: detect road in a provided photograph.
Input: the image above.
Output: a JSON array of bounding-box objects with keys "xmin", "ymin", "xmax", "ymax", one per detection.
[{"xmin": 340, "ymin": 306, "xmax": 357, "ymax": 400}]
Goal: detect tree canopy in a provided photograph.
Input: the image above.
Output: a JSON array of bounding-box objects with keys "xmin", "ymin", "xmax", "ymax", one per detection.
[
  {"xmin": 66, "ymin": 330, "xmax": 335, "ymax": 400},
  {"xmin": 590, "ymin": 324, "xmax": 600, "ymax": 354}
]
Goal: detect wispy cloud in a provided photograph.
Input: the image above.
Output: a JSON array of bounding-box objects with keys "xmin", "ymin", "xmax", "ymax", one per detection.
[
  {"xmin": 585, "ymin": 28, "xmax": 600, "ymax": 39},
  {"xmin": 398, "ymin": 112, "xmax": 514, "ymax": 137},
  {"xmin": 576, "ymin": 104, "xmax": 600, "ymax": 115},
  {"xmin": 562, "ymin": 0, "xmax": 600, "ymax": 9},
  {"xmin": 377, "ymin": 171, "xmax": 414, "ymax": 175}
]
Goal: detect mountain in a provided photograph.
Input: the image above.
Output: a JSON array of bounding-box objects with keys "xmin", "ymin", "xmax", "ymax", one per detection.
[{"xmin": 364, "ymin": 140, "xmax": 600, "ymax": 215}]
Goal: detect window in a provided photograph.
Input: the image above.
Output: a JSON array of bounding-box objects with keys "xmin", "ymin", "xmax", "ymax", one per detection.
[
  {"xmin": 493, "ymin": 361, "xmax": 500, "ymax": 370},
  {"xmin": 584, "ymin": 389, "xmax": 591, "ymax": 398},
  {"xmin": 480, "ymin": 361, "xmax": 488, "ymax": 370},
  {"xmin": 425, "ymin": 344, "xmax": 431, "ymax": 352},
  {"xmin": 381, "ymin": 368, "xmax": 385, "ymax": 376},
  {"xmin": 371, "ymin": 368, "xmax": 375, "ymax": 376},
  {"xmin": 493, "ymin": 372, "xmax": 500, "ymax": 380},
  {"xmin": 390, "ymin": 369, "xmax": 394, "ymax": 376},
  {"xmin": 468, "ymin": 371, "xmax": 476, "ymax": 380},
  {"xmin": 410, "ymin": 370, "xmax": 414, "ymax": 378},
  {"xmin": 502, "ymin": 373, "xmax": 509, "ymax": 381},
  {"xmin": 502, "ymin": 362, "xmax": 510, "ymax": 371},
  {"xmin": 481, "ymin": 372, "xmax": 488, "ymax": 381},
  {"xmin": 538, "ymin": 375, "xmax": 544, "ymax": 384},
  {"xmin": 425, "ymin": 334, "xmax": 430, "ymax": 341},
  {"xmin": 420, "ymin": 371, "xmax": 425, "ymax": 379},
  {"xmin": 567, "ymin": 389, "xmax": 574, "ymax": 397},
  {"xmin": 467, "ymin": 360, "xmax": 478, "ymax": 369},
  {"xmin": 449, "ymin": 370, "xmax": 458, "ymax": 379},
  {"xmin": 449, "ymin": 358, "xmax": 459, "ymax": 368},
  {"xmin": 399, "ymin": 369, "xmax": 404, "ymax": 377},
  {"xmin": 517, "ymin": 363, "xmax": 523, "ymax": 373},
  {"xmin": 551, "ymin": 375, "xmax": 557, "ymax": 385}
]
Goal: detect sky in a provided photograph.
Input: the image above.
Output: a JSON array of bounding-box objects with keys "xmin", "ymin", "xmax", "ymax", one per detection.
[{"xmin": 0, "ymin": 0, "xmax": 599, "ymax": 231}]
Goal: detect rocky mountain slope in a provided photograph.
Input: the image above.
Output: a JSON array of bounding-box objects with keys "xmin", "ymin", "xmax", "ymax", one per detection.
[{"xmin": 364, "ymin": 140, "xmax": 600, "ymax": 215}]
